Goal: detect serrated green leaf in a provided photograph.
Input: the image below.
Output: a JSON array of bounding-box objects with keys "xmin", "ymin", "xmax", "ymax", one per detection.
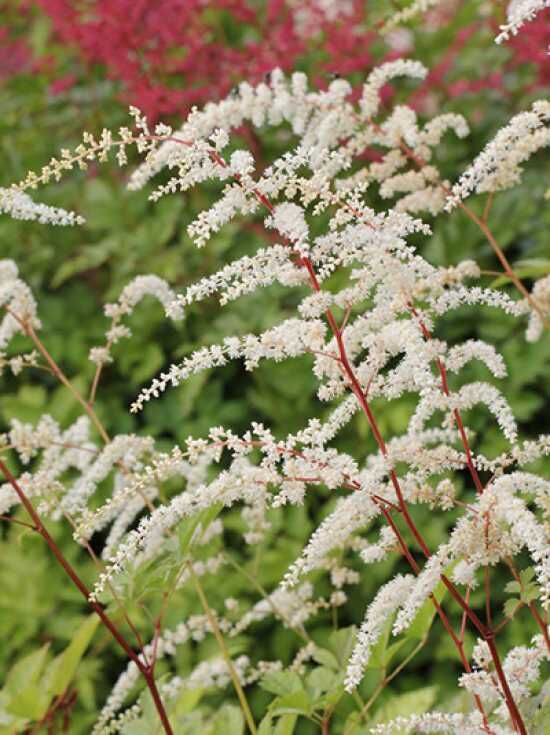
[
  {"xmin": 269, "ymin": 690, "xmax": 312, "ymax": 718},
  {"xmin": 505, "ymin": 580, "xmax": 521, "ymax": 595},
  {"xmin": 519, "ymin": 567, "xmax": 536, "ymax": 584},
  {"xmin": 522, "ymin": 584, "xmax": 540, "ymax": 604},
  {"xmin": 306, "ymin": 667, "xmax": 337, "ymax": 700},
  {"xmin": 311, "ymin": 647, "xmax": 339, "ymax": 671}
]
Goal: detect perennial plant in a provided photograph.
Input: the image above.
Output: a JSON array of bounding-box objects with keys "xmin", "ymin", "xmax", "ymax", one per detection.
[{"xmin": 0, "ymin": 9, "xmax": 549, "ymax": 735}]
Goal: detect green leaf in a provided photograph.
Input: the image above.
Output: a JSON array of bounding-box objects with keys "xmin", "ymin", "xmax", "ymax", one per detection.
[
  {"xmin": 306, "ymin": 667, "xmax": 337, "ymax": 700},
  {"xmin": 491, "ymin": 258, "xmax": 550, "ymax": 287},
  {"xmin": 370, "ymin": 686, "xmax": 438, "ymax": 730},
  {"xmin": 504, "ymin": 598, "xmax": 522, "ymax": 618},
  {"xmin": 178, "ymin": 503, "xmax": 223, "ymax": 558},
  {"xmin": 258, "ymin": 714, "xmax": 275, "ymax": 735},
  {"xmin": 213, "ymin": 705, "xmax": 244, "ymax": 735},
  {"xmin": 311, "ymin": 647, "xmax": 339, "ymax": 671},
  {"xmin": 269, "ymin": 690, "xmax": 312, "ymax": 718},
  {"xmin": 520, "ymin": 567, "xmax": 536, "ymax": 585},
  {"xmin": 406, "ymin": 572, "xmax": 450, "ymax": 641},
  {"xmin": 172, "ymin": 688, "xmax": 203, "ymax": 716},
  {"xmin": 50, "ymin": 239, "xmax": 113, "ymax": 287},
  {"xmin": 275, "ymin": 714, "xmax": 298, "ymax": 735},
  {"xmin": 260, "ymin": 671, "xmax": 303, "ymax": 697},
  {"xmin": 521, "ymin": 583, "xmax": 540, "ymax": 604},
  {"xmin": 6, "ymin": 685, "xmax": 50, "ymax": 720},
  {"xmin": 505, "ymin": 580, "xmax": 521, "ymax": 595},
  {"xmin": 327, "ymin": 626, "xmax": 356, "ymax": 668},
  {"xmin": 368, "ymin": 615, "xmax": 394, "ymax": 669},
  {"xmin": 518, "ymin": 567, "xmax": 540, "ymax": 604},
  {"xmin": 43, "ymin": 614, "xmax": 100, "ymax": 698},
  {"xmin": 4, "ymin": 644, "xmax": 50, "ymax": 697}
]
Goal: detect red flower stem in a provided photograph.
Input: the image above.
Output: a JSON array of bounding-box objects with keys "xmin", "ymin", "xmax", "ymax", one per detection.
[
  {"xmin": 505, "ymin": 559, "xmax": 550, "ymax": 651},
  {"xmin": 412, "ymin": 306, "xmax": 550, "ymax": 651},
  {"xmin": 409, "ymin": 304, "xmax": 484, "ymax": 494},
  {"xmin": 0, "ymin": 460, "xmax": 174, "ymax": 735},
  {"xmin": 377, "ymin": 502, "xmax": 494, "ymax": 733},
  {"xmin": 299, "ymin": 265, "xmax": 526, "ymax": 733}
]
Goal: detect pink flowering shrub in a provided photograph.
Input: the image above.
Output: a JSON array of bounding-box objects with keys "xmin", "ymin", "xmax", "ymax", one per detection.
[
  {"xmin": 34, "ymin": 0, "xmax": 375, "ymax": 118},
  {"xmin": 24, "ymin": 1, "xmax": 550, "ymax": 120},
  {"xmin": 0, "ymin": 25, "xmax": 32, "ymax": 81}
]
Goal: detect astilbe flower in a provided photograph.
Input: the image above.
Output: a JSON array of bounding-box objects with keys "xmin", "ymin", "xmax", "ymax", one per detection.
[
  {"xmin": 495, "ymin": 0, "xmax": 550, "ymax": 43},
  {"xmin": 2, "ymin": 57, "xmax": 550, "ymax": 735},
  {"xmin": 0, "ymin": 187, "xmax": 84, "ymax": 226}
]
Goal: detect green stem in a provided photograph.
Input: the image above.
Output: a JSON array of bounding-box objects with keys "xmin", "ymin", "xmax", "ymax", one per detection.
[
  {"xmin": 189, "ymin": 564, "xmax": 257, "ymax": 735},
  {"xmin": 344, "ymin": 637, "xmax": 428, "ymax": 735}
]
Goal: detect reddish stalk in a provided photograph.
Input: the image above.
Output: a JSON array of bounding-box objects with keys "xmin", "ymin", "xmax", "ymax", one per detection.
[
  {"xmin": 409, "ymin": 304, "xmax": 484, "ymax": 494},
  {"xmin": 0, "ymin": 460, "xmax": 173, "ymax": 735},
  {"xmin": 377, "ymin": 502, "xmax": 493, "ymax": 732},
  {"xmin": 412, "ymin": 304, "xmax": 550, "ymax": 652},
  {"xmin": 505, "ymin": 559, "xmax": 550, "ymax": 651}
]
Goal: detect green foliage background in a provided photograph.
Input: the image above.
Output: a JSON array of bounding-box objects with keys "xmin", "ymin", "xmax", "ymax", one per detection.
[{"xmin": 0, "ymin": 2, "xmax": 549, "ymax": 733}]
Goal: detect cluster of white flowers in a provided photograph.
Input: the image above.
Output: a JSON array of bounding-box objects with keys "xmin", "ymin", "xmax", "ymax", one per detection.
[
  {"xmin": 525, "ymin": 274, "xmax": 550, "ymax": 342},
  {"xmin": 496, "ymin": 0, "xmax": 550, "ymax": 43},
  {"xmin": 344, "ymin": 574, "xmax": 415, "ymax": 690},
  {"xmin": 0, "ymin": 259, "xmax": 40, "ymax": 349},
  {"xmin": 447, "ymin": 100, "xmax": 550, "ymax": 209},
  {"xmin": 460, "ymin": 634, "xmax": 549, "ymax": 724},
  {"xmin": 380, "ymin": 0, "xmax": 441, "ymax": 34},
  {"xmin": 0, "ymin": 187, "xmax": 84, "ymax": 226},
  {"xmin": 369, "ymin": 711, "xmax": 513, "ymax": 734},
  {"xmin": 89, "ymin": 275, "xmax": 184, "ymax": 368},
  {"xmin": 93, "ymin": 614, "xmax": 214, "ymax": 734},
  {"xmin": 2, "ymin": 58, "xmax": 549, "ymax": 735}
]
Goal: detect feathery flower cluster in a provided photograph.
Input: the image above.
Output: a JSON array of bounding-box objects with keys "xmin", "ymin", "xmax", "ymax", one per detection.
[
  {"xmin": 90, "ymin": 275, "xmax": 184, "ymax": 368},
  {"xmin": 1, "ymin": 56, "xmax": 549, "ymax": 735},
  {"xmin": 525, "ymin": 274, "xmax": 550, "ymax": 342},
  {"xmin": 0, "ymin": 260, "xmax": 40, "ymax": 350},
  {"xmin": 496, "ymin": 0, "xmax": 550, "ymax": 43},
  {"xmin": 447, "ymin": 100, "xmax": 550, "ymax": 209},
  {"xmin": 0, "ymin": 187, "xmax": 84, "ymax": 226}
]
